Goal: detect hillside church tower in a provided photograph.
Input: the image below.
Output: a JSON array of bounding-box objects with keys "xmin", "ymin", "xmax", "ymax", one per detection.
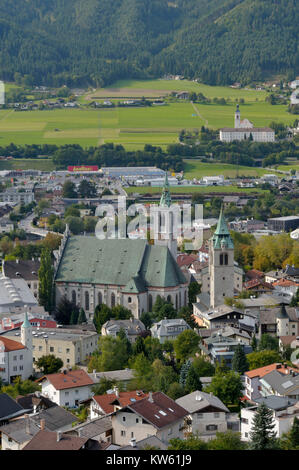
[{"xmin": 208, "ymin": 207, "xmax": 235, "ymax": 308}]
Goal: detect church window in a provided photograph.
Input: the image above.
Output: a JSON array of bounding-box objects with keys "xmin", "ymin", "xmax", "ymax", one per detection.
[
  {"xmin": 184, "ymin": 291, "xmax": 187, "ymax": 306},
  {"xmin": 175, "ymin": 294, "xmax": 178, "ymax": 310},
  {"xmin": 167, "ymin": 295, "xmax": 172, "ymax": 303},
  {"xmin": 128, "ymin": 297, "xmax": 132, "ymax": 303},
  {"xmin": 97, "ymin": 292, "xmax": 102, "ymax": 306},
  {"xmin": 71, "ymin": 290, "xmax": 76, "ymax": 305},
  {"xmin": 224, "ymin": 254, "xmax": 228, "ymax": 265},
  {"xmin": 111, "ymin": 293, "xmax": 116, "ymax": 308},
  {"xmin": 85, "ymin": 291, "xmax": 89, "ymax": 310},
  {"xmin": 148, "ymin": 294, "xmax": 153, "ymax": 312},
  {"xmin": 220, "ymin": 254, "xmax": 223, "ymax": 265}
]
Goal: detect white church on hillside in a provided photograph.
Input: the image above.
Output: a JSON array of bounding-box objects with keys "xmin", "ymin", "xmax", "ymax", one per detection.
[{"xmin": 219, "ymin": 104, "xmax": 275, "ymax": 143}]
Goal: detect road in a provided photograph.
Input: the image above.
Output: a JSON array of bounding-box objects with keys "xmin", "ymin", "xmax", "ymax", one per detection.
[{"xmin": 18, "ymin": 213, "xmax": 54, "ymax": 238}]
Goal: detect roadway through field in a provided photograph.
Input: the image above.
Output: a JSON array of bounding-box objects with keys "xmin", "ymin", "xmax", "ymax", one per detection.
[{"xmin": 190, "ymin": 102, "xmax": 208, "ymax": 126}]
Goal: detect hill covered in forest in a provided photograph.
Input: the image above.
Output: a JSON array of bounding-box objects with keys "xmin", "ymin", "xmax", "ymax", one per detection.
[{"xmin": 0, "ymin": 0, "xmax": 298, "ymax": 87}]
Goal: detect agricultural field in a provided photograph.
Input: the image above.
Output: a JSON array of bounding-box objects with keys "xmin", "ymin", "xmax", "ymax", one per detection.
[
  {"xmin": 183, "ymin": 160, "xmax": 279, "ymax": 179},
  {"xmin": 0, "ymin": 158, "xmax": 55, "ymax": 171},
  {"xmin": 125, "ymin": 185, "xmax": 268, "ymax": 195},
  {"xmin": 0, "ymin": 79, "xmax": 295, "ymax": 151}
]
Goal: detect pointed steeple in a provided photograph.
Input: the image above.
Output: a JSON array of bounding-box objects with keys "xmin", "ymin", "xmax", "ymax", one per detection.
[
  {"xmin": 211, "ymin": 206, "xmax": 234, "ymax": 249},
  {"xmin": 22, "ymin": 311, "xmax": 31, "ymax": 329},
  {"xmin": 159, "ymin": 171, "xmax": 172, "ymax": 208},
  {"xmin": 277, "ymin": 304, "xmax": 288, "ymax": 319}
]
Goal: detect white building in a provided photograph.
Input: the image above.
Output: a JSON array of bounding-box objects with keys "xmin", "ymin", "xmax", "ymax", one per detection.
[
  {"xmin": 38, "ymin": 369, "xmax": 94, "ymax": 408},
  {"xmin": 0, "ymin": 313, "xmax": 33, "ymax": 384},
  {"xmin": 220, "ymin": 105, "xmax": 275, "ymax": 143},
  {"xmin": 241, "ymin": 396, "xmax": 299, "ymax": 441},
  {"xmin": 150, "ymin": 318, "xmax": 191, "ymax": 343}
]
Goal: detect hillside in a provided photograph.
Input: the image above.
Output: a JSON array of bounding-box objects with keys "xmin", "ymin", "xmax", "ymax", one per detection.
[{"xmin": 0, "ymin": 0, "xmax": 298, "ymax": 87}]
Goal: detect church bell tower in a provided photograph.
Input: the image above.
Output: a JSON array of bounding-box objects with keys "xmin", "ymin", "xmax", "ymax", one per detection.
[
  {"xmin": 234, "ymin": 104, "xmax": 241, "ymax": 128},
  {"xmin": 209, "ymin": 207, "xmax": 235, "ymax": 308}
]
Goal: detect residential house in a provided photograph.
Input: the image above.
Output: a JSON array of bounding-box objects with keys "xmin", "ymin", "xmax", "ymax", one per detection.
[
  {"xmin": 101, "ymin": 318, "xmax": 146, "ymax": 343},
  {"xmin": 87, "ymin": 369, "xmax": 134, "ymax": 391},
  {"xmin": 90, "ymin": 389, "xmax": 148, "ymax": 420},
  {"xmin": 22, "ymin": 429, "xmax": 101, "ymax": 450},
  {"xmin": 65, "ymin": 415, "xmax": 113, "ymax": 446},
  {"xmin": 259, "ymin": 369, "xmax": 299, "ymax": 400},
  {"xmin": 0, "ymin": 335, "xmax": 33, "ymax": 384},
  {"xmin": 175, "ymin": 391, "xmax": 232, "ymax": 440},
  {"xmin": 193, "ymin": 303, "xmax": 256, "ymax": 333},
  {"xmin": 37, "ymin": 369, "xmax": 94, "ymax": 408},
  {"xmin": 0, "ymin": 393, "xmax": 28, "ymax": 426},
  {"xmin": 243, "ymin": 363, "xmax": 299, "ymax": 401},
  {"xmin": 241, "ymin": 396, "xmax": 299, "ymax": 441},
  {"xmin": 120, "ymin": 435, "xmax": 167, "ymax": 450},
  {"xmin": 111, "ymin": 391, "xmax": 188, "ymax": 446},
  {"xmin": 3, "ymin": 259, "xmax": 41, "ymax": 299},
  {"xmin": 199, "ymin": 332, "xmax": 252, "ymax": 369},
  {"xmin": 0, "ymin": 218, "xmax": 14, "ymax": 233},
  {"xmin": 150, "ymin": 318, "xmax": 191, "ymax": 343}
]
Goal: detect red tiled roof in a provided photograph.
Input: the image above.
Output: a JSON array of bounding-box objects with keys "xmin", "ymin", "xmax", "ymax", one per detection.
[
  {"xmin": 244, "ymin": 279, "xmax": 273, "ymax": 290},
  {"xmin": 245, "ymin": 269, "xmax": 265, "ymax": 280},
  {"xmin": 176, "ymin": 254, "xmax": 198, "ymax": 268},
  {"xmin": 245, "ymin": 363, "xmax": 299, "ymax": 379},
  {"xmin": 0, "ymin": 337, "xmax": 26, "ymax": 352},
  {"xmin": 93, "ymin": 391, "xmax": 148, "ymax": 414},
  {"xmin": 273, "ymin": 279, "xmax": 299, "ymax": 287},
  {"xmin": 23, "ymin": 430, "xmax": 88, "ymax": 450},
  {"xmin": 124, "ymin": 392, "xmax": 188, "ymax": 429},
  {"xmin": 38, "ymin": 370, "xmax": 94, "ymax": 390}
]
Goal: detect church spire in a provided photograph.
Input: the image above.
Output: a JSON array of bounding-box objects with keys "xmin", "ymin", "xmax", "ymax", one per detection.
[
  {"xmin": 211, "ymin": 206, "xmax": 234, "ymax": 249},
  {"xmin": 159, "ymin": 171, "xmax": 172, "ymax": 208}
]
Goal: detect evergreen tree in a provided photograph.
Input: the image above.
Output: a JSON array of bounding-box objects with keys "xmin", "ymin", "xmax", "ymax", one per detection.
[
  {"xmin": 251, "ymin": 334, "xmax": 257, "ymax": 352},
  {"xmin": 249, "ymin": 402, "xmax": 278, "ymax": 450},
  {"xmin": 179, "ymin": 359, "xmax": 191, "ymax": 387},
  {"xmin": 38, "ymin": 248, "xmax": 54, "ymax": 312},
  {"xmin": 232, "ymin": 343, "xmax": 249, "ymax": 374},
  {"xmin": 70, "ymin": 309, "xmax": 79, "ymax": 325},
  {"xmin": 288, "ymin": 417, "xmax": 299, "ymax": 449},
  {"xmin": 78, "ymin": 308, "xmax": 87, "ymax": 324},
  {"xmin": 185, "ymin": 365, "xmax": 202, "ymax": 393}
]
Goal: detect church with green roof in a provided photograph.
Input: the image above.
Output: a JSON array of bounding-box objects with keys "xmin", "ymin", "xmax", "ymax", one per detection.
[{"xmin": 54, "ymin": 174, "xmax": 188, "ymax": 320}]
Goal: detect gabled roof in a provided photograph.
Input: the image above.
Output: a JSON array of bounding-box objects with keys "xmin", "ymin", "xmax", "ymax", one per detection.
[
  {"xmin": 38, "ymin": 370, "xmax": 94, "ymax": 391},
  {"xmin": 176, "ymin": 391, "xmax": 229, "ymax": 414},
  {"xmin": 0, "ymin": 336, "xmax": 26, "ymax": 352},
  {"xmin": 120, "ymin": 392, "xmax": 188, "ymax": 429},
  {"xmin": 93, "ymin": 391, "xmax": 148, "ymax": 415},
  {"xmin": 30, "ymin": 405, "xmax": 79, "ymax": 430},
  {"xmin": 0, "ymin": 393, "xmax": 26, "ymax": 421},
  {"xmin": 22, "ymin": 429, "xmax": 89, "ymax": 450},
  {"xmin": 245, "ymin": 363, "xmax": 299, "ymax": 379}
]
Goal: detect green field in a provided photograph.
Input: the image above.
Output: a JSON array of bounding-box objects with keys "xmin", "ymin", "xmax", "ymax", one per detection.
[
  {"xmin": 0, "ymin": 79, "xmax": 295, "ymax": 150},
  {"xmin": 125, "ymin": 185, "xmax": 268, "ymax": 195},
  {"xmin": 183, "ymin": 160, "xmax": 277, "ymax": 179},
  {"xmin": 0, "ymin": 158, "xmax": 55, "ymax": 171}
]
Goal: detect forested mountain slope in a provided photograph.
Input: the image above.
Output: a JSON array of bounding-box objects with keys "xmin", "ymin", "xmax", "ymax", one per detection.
[{"xmin": 0, "ymin": 0, "xmax": 297, "ymax": 87}]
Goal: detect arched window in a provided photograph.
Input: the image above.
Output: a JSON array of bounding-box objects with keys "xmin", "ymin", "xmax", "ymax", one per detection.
[
  {"xmin": 71, "ymin": 290, "xmax": 76, "ymax": 305},
  {"xmin": 224, "ymin": 253, "xmax": 228, "ymax": 265},
  {"xmin": 167, "ymin": 295, "xmax": 172, "ymax": 303},
  {"xmin": 184, "ymin": 290, "xmax": 187, "ymax": 306},
  {"xmin": 97, "ymin": 292, "xmax": 102, "ymax": 306},
  {"xmin": 220, "ymin": 254, "xmax": 224, "ymax": 265},
  {"xmin": 148, "ymin": 294, "xmax": 153, "ymax": 312},
  {"xmin": 128, "ymin": 297, "xmax": 132, "ymax": 304},
  {"xmin": 85, "ymin": 291, "xmax": 89, "ymax": 311},
  {"xmin": 179, "ymin": 292, "xmax": 181, "ymax": 309},
  {"xmin": 111, "ymin": 293, "xmax": 115, "ymax": 308},
  {"xmin": 175, "ymin": 294, "xmax": 178, "ymax": 311}
]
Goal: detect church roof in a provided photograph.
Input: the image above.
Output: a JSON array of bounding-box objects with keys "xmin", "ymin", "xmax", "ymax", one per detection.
[
  {"xmin": 211, "ymin": 207, "xmax": 234, "ymax": 249},
  {"xmin": 55, "ymin": 237, "xmax": 186, "ymax": 289}
]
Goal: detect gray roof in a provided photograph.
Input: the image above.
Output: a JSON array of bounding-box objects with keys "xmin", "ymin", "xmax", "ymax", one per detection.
[
  {"xmin": 254, "ymin": 396, "xmax": 297, "ymax": 411},
  {"xmin": 88, "ymin": 369, "xmax": 134, "ymax": 383},
  {"xmin": 0, "ymin": 417, "xmax": 40, "ymax": 444},
  {"xmin": 176, "ymin": 391, "xmax": 229, "ymax": 414},
  {"xmin": 120, "ymin": 435, "xmax": 167, "ymax": 450},
  {"xmin": 103, "ymin": 319, "xmax": 146, "ymax": 335},
  {"xmin": 30, "ymin": 405, "xmax": 78, "ymax": 431},
  {"xmin": 260, "ymin": 370, "xmax": 299, "ymax": 396},
  {"xmin": 66, "ymin": 416, "xmax": 112, "ymax": 439},
  {"xmin": 55, "ymin": 236, "xmax": 187, "ymax": 289},
  {"xmin": 151, "ymin": 318, "xmax": 191, "ymax": 337}
]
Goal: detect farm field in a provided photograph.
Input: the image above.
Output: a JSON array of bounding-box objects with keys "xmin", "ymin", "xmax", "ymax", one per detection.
[
  {"xmin": 0, "ymin": 158, "xmax": 55, "ymax": 171},
  {"xmin": 85, "ymin": 79, "xmax": 268, "ymax": 101},
  {"xmin": 0, "ymin": 79, "xmax": 295, "ymax": 151},
  {"xmin": 183, "ymin": 160, "xmax": 279, "ymax": 179},
  {"xmin": 125, "ymin": 185, "xmax": 268, "ymax": 195}
]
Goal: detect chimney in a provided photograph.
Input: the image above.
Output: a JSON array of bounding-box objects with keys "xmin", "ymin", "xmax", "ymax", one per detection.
[
  {"xmin": 57, "ymin": 431, "xmax": 62, "ymax": 442},
  {"xmin": 16, "ymin": 258, "xmax": 19, "ymax": 264},
  {"xmin": 40, "ymin": 419, "xmax": 45, "ymax": 431},
  {"xmin": 25, "ymin": 414, "xmax": 30, "ymax": 434},
  {"xmin": 148, "ymin": 392, "xmax": 154, "ymax": 403},
  {"xmin": 114, "ymin": 386, "xmax": 119, "ymax": 398}
]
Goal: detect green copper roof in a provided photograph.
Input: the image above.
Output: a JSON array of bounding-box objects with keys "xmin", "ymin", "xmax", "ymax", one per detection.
[
  {"xmin": 55, "ymin": 236, "xmax": 186, "ymax": 289},
  {"xmin": 211, "ymin": 206, "xmax": 234, "ymax": 249},
  {"xmin": 22, "ymin": 312, "xmax": 31, "ymax": 329},
  {"xmin": 159, "ymin": 172, "xmax": 172, "ymax": 208}
]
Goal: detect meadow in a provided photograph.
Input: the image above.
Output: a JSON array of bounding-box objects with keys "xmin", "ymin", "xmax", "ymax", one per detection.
[
  {"xmin": 182, "ymin": 161, "xmax": 276, "ymax": 179},
  {"xmin": 0, "ymin": 79, "xmax": 295, "ymax": 153},
  {"xmin": 125, "ymin": 185, "xmax": 268, "ymax": 195}
]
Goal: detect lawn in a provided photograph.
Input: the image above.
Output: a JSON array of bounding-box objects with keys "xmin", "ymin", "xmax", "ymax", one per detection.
[
  {"xmin": 0, "ymin": 158, "xmax": 55, "ymax": 171},
  {"xmin": 125, "ymin": 185, "xmax": 268, "ymax": 195},
  {"xmin": 183, "ymin": 160, "xmax": 276, "ymax": 179}
]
